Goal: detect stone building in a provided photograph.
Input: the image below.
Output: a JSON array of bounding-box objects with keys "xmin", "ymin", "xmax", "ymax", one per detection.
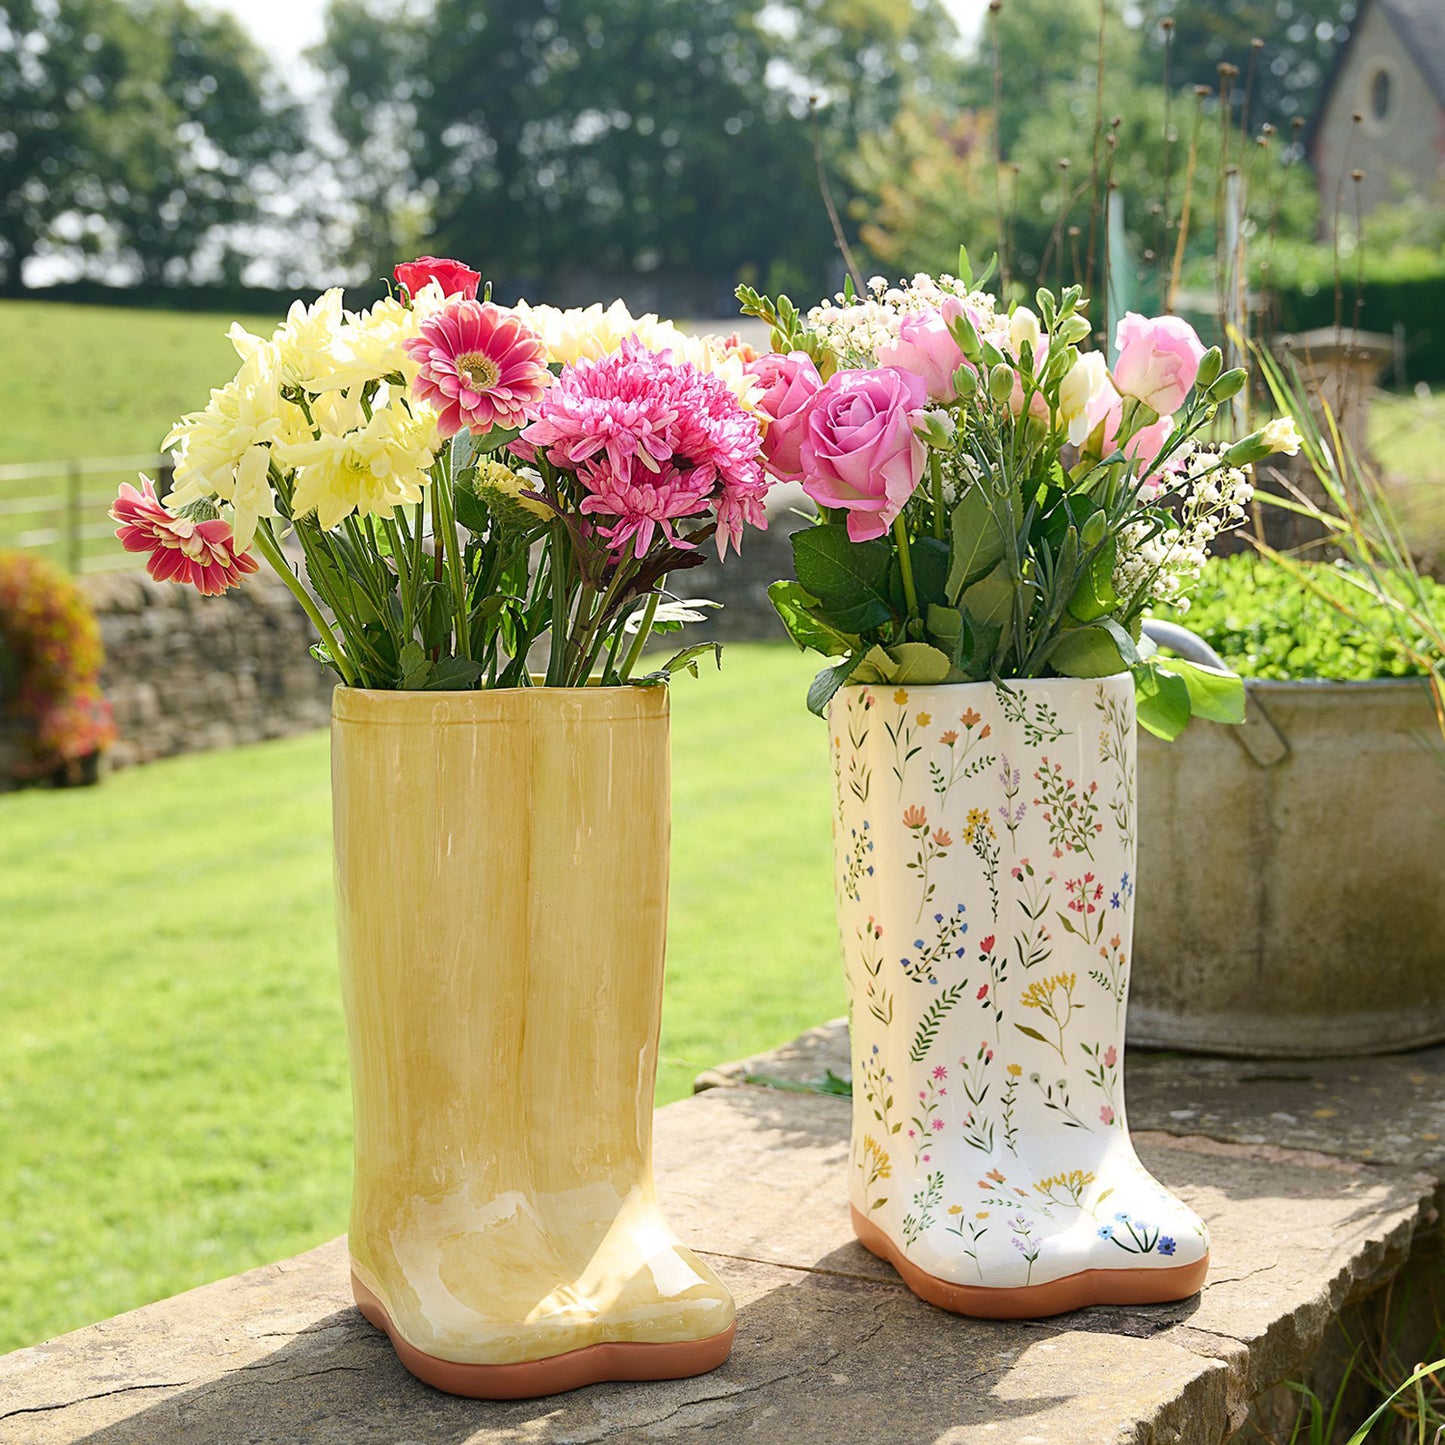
[{"xmin": 1308, "ymin": 0, "xmax": 1445, "ymax": 233}]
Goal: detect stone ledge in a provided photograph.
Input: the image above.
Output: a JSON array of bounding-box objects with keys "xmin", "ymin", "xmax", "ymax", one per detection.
[{"xmin": 2, "ymin": 1040, "xmax": 1441, "ymax": 1444}]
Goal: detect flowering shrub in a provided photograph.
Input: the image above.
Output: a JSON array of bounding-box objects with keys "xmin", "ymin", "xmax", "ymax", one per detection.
[
  {"xmin": 739, "ymin": 260, "xmax": 1303, "ymax": 737},
  {"xmin": 0, "ymin": 552, "xmax": 117, "ymax": 781},
  {"xmin": 112, "ymin": 258, "xmax": 772, "ymax": 690}
]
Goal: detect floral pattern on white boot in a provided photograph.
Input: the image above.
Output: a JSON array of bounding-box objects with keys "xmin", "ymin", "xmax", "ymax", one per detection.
[{"xmin": 831, "ymin": 674, "xmax": 1209, "ymax": 1317}]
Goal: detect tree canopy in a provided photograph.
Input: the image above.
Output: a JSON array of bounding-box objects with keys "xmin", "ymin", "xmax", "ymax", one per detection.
[{"xmin": 0, "ymin": 0, "xmax": 300, "ymax": 292}]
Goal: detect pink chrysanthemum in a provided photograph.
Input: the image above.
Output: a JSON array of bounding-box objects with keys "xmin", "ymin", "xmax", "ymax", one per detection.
[
  {"xmin": 577, "ymin": 460, "xmax": 714, "ymax": 559},
  {"xmin": 111, "ymin": 478, "xmax": 259, "ymax": 596},
  {"xmin": 404, "ymin": 300, "xmax": 551, "ymax": 438},
  {"xmin": 521, "ymin": 336, "xmax": 766, "ymax": 559}
]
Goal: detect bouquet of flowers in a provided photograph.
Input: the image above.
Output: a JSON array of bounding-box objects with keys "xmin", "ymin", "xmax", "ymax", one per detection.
[
  {"xmin": 112, "ymin": 257, "xmax": 771, "ymax": 690},
  {"xmin": 738, "ymin": 256, "xmax": 1302, "ymax": 737}
]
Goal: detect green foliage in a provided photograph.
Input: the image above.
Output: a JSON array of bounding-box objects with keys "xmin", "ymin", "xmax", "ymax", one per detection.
[
  {"xmin": 0, "ymin": 642, "xmax": 843, "ymax": 1353},
  {"xmin": 1150, "ymin": 554, "xmax": 1445, "ymax": 680},
  {"xmin": 0, "ymin": 0, "xmax": 301, "ymax": 291},
  {"xmin": 314, "ymin": 0, "xmax": 915, "ymax": 297}
]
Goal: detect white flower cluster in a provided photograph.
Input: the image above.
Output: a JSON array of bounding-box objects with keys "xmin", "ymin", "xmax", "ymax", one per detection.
[
  {"xmin": 1113, "ymin": 449, "xmax": 1254, "ymax": 612},
  {"xmin": 805, "ymin": 272, "xmax": 1006, "ymax": 368}
]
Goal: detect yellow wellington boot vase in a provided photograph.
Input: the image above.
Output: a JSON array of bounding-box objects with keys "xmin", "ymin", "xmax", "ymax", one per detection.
[{"xmin": 331, "ymin": 685, "xmax": 736, "ymax": 1399}]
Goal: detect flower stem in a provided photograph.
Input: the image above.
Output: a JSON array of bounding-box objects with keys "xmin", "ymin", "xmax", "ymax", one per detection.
[
  {"xmin": 432, "ymin": 461, "xmax": 471, "ymax": 661},
  {"xmin": 619, "ymin": 591, "xmax": 660, "ymax": 680},
  {"xmin": 893, "ymin": 514, "xmax": 920, "ymax": 619},
  {"xmin": 930, "ymin": 454, "xmax": 946, "ymax": 540},
  {"xmin": 252, "ymin": 521, "xmax": 358, "ymax": 688}
]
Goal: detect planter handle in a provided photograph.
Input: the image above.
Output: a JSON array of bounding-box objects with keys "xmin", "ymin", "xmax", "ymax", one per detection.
[
  {"xmin": 1140, "ymin": 619, "xmax": 1289, "ymax": 767},
  {"xmin": 1139, "ymin": 618, "xmax": 1229, "ymax": 672}
]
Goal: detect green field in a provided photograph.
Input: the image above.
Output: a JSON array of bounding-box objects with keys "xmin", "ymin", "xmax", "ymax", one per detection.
[
  {"xmin": 0, "ymin": 300, "xmax": 276, "ymax": 570},
  {"xmin": 0, "ymin": 642, "xmax": 843, "ymax": 1353}
]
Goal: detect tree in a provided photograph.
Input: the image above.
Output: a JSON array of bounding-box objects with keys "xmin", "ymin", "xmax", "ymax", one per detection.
[
  {"xmin": 0, "ymin": 0, "xmax": 299, "ymax": 292},
  {"xmin": 315, "ymin": 0, "xmax": 961, "ymax": 304}
]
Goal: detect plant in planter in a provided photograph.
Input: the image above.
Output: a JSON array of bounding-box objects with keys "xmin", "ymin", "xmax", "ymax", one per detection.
[
  {"xmin": 0, "ymin": 552, "xmax": 117, "ymax": 789},
  {"xmin": 737, "ymin": 260, "xmax": 1301, "ymax": 1318},
  {"xmin": 1128, "ymin": 378, "xmax": 1445, "ymax": 1057},
  {"xmin": 111, "ymin": 257, "xmax": 774, "ymax": 1398}
]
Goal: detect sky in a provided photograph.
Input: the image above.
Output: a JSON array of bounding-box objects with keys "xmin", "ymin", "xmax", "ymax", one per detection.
[{"xmin": 204, "ymin": 0, "xmax": 991, "ymax": 71}]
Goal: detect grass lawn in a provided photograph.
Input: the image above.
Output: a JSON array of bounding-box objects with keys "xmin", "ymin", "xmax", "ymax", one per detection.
[
  {"xmin": 0, "ymin": 642, "xmax": 843, "ymax": 1354},
  {"xmin": 1372, "ymin": 389, "xmax": 1445, "ymax": 557}
]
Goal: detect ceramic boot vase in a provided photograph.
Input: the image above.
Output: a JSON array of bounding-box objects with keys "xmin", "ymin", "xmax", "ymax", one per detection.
[
  {"xmin": 829, "ymin": 674, "xmax": 1209, "ymax": 1318},
  {"xmin": 331, "ymin": 686, "xmax": 736, "ymax": 1398}
]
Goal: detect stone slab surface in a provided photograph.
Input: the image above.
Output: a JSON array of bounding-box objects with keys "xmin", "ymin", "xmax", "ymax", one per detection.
[
  {"xmin": 696, "ymin": 1019, "xmax": 1445, "ymax": 1174},
  {"xmin": 2, "ymin": 1084, "xmax": 1439, "ymax": 1445}
]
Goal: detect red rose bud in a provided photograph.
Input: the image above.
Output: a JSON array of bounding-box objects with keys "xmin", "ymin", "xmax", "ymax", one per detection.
[{"xmin": 393, "ymin": 256, "xmax": 482, "ymax": 301}]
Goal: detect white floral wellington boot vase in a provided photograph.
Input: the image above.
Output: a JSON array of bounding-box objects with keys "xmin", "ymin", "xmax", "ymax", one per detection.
[{"xmin": 829, "ymin": 674, "xmax": 1209, "ymax": 1318}]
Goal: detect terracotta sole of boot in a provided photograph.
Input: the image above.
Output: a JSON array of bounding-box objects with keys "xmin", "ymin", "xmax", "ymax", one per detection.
[
  {"xmin": 351, "ymin": 1271, "xmax": 737, "ymax": 1400},
  {"xmin": 851, "ymin": 1206, "xmax": 1208, "ymax": 1320}
]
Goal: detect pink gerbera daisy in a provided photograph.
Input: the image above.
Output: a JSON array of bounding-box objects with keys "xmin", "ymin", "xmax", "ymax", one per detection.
[
  {"xmin": 404, "ymin": 300, "xmax": 551, "ymax": 438},
  {"xmin": 110, "ymin": 478, "xmax": 259, "ymax": 596}
]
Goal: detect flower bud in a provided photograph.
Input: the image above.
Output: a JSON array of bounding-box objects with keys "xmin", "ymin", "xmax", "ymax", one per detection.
[
  {"xmin": 1221, "ymin": 430, "xmax": 1274, "ymax": 466},
  {"xmin": 952, "ymin": 363, "xmax": 979, "ymax": 397},
  {"xmin": 1009, "ymin": 306, "xmax": 1042, "ymax": 358},
  {"xmin": 1195, "ymin": 345, "xmax": 1224, "ymax": 390},
  {"xmin": 1207, "ymin": 367, "xmax": 1248, "ymax": 402},
  {"xmin": 947, "ymin": 307, "xmax": 982, "ymax": 361},
  {"xmin": 988, "ymin": 364, "xmax": 1016, "ymax": 405},
  {"xmin": 1057, "ymin": 314, "xmax": 1092, "ymax": 345}
]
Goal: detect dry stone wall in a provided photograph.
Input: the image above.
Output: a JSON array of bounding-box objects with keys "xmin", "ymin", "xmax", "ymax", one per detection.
[{"xmin": 85, "ymin": 571, "xmax": 334, "ymax": 769}]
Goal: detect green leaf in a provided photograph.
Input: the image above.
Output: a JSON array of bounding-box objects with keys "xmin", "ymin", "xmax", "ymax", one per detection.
[
  {"xmin": 424, "ymin": 657, "xmax": 484, "ymax": 690},
  {"xmin": 1133, "ymin": 660, "xmax": 1193, "ymax": 741},
  {"xmin": 474, "ymin": 424, "xmax": 523, "ymax": 455},
  {"xmin": 1049, "ymin": 623, "xmax": 1129, "ymax": 679},
  {"xmin": 767, "ymin": 580, "xmax": 861, "ymax": 657},
  {"xmin": 909, "ymin": 535, "xmax": 952, "ymax": 608},
  {"xmin": 1065, "ymin": 537, "xmax": 1119, "ymax": 623},
  {"xmin": 960, "ymin": 559, "xmax": 1014, "ymax": 627},
  {"xmin": 453, "ymin": 480, "xmax": 491, "ymax": 534},
  {"xmin": 399, "ymin": 640, "xmax": 432, "ymax": 691},
  {"xmin": 1160, "ymin": 657, "xmax": 1245, "ymax": 725},
  {"xmin": 791, "ymin": 526, "xmax": 896, "ymax": 633},
  {"xmin": 807, "ymin": 655, "xmax": 863, "ymax": 717},
  {"xmin": 450, "ymin": 429, "xmax": 477, "ymax": 473},
  {"xmin": 947, "ymin": 487, "xmax": 1009, "ymax": 601},
  {"xmin": 925, "ymin": 604, "xmax": 963, "ymax": 648},
  {"xmin": 1014, "ymin": 1024, "xmax": 1050, "ymax": 1045},
  {"xmin": 884, "ymin": 643, "xmax": 953, "ymax": 684},
  {"xmin": 633, "ymin": 643, "xmax": 724, "ymax": 686},
  {"xmin": 850, "ymin": 642, "xmax": 952, "ymax": 686}
]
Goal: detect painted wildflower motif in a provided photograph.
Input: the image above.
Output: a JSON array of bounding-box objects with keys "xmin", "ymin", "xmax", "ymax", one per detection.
[{"xmin": 830, "ymin": 676, "xmax": 1209, "ymax": 1297}]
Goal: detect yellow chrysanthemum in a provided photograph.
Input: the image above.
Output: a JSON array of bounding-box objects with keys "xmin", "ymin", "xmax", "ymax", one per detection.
[
  {"xmin": 280, "ymin": 400, "xmax": 440, "ymax": 530},
  {"xmin": 472, "ymin": 459, "xmax": 552, "ymax": 520},
  {"xmin": 165, "ymin": 344, "xmax": 291, "ymax": 550},
  {"xmin": 512, "ymin": 299, "xmax": 762, "ymax": 408}
]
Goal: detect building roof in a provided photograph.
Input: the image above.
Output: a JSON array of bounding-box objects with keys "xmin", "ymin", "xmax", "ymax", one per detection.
[
  {"xmin": 1308, "ymin": 0, "xmax": 1445, "ymax": 150},
  {"xmin": 1380, "ymin": 0, "xmax": 1445, "ymax": 104}
]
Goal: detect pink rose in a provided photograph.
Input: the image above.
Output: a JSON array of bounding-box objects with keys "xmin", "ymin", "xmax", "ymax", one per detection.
[
  {"xmin": 799, "ymin": 367, "xmax": 928, "ymax": 543},
  {"xmin": 746, "ymin": 351, "xmax": 823, "ymax": 481},
  {"xmin": 1112, "ymin": 312, "xmax": 1206, "ymax": 416},
  {"xmin": 875, "ymin": 299, "xmax": 972, "ymax": 403},
  {"xmin": 1101, "ymin": 397, "xmax": 1175, "ymax": 486},
  {"xmin": 393, "ymin": 255, "xmax": 482, "ymax": 301}
]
